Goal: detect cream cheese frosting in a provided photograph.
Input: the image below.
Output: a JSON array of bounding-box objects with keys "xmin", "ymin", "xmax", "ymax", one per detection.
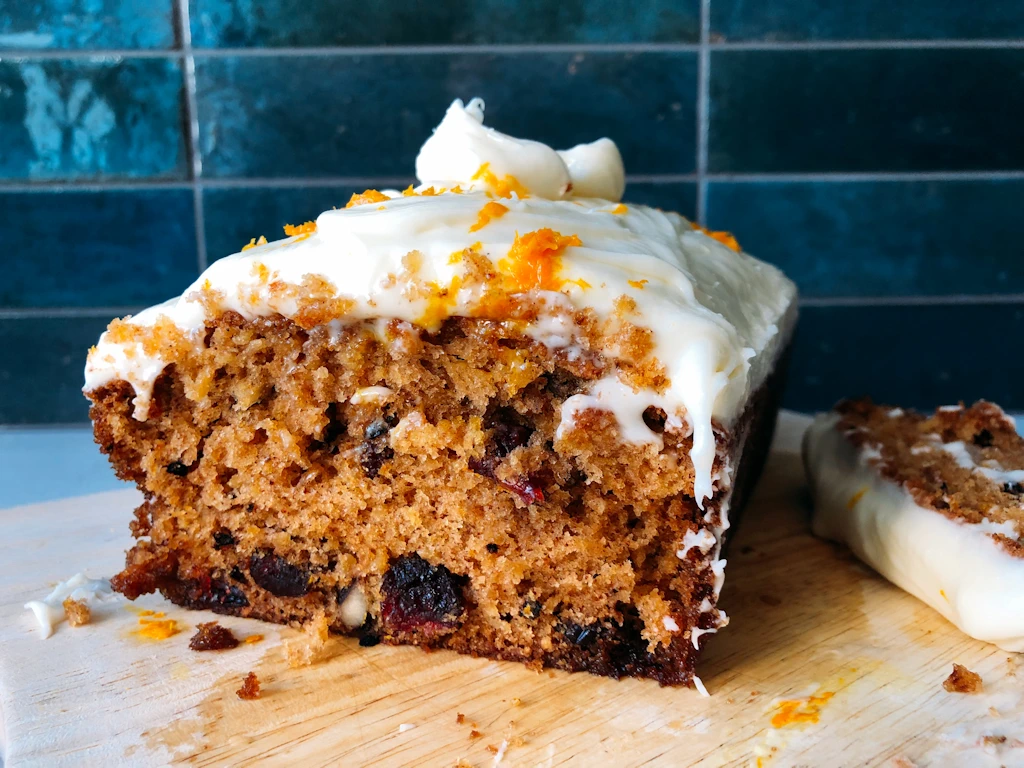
[
  {"xmin": 85, "ymin": 97, "xmax": 796, "ymax": 508},
  {"xmin": 804, "ymin": 413, "xmax": 1024, "ymax": 652}
]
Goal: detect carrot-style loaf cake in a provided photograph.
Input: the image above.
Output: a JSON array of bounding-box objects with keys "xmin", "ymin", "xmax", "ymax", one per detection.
[
  {"xmin": 86, "ymin": 98, "xmax": 798, "ymax": 687},
  {"xmin": 804, "ymin": 399, "xmax": 1024, "ymax": 651}
]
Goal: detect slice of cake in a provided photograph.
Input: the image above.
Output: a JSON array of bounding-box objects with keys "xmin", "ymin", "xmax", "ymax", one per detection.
[
  {"xmin": 804, "ymin": 399, "xmax": 1024, "ymax": 651},
  {"xmin": 86, "ymin": 98, "xmax": 797, "ymax": 687}
]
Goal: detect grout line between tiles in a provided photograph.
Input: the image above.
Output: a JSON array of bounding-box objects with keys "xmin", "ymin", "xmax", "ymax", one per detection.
[
  {"xmin": 695, "ymin": 0, "xmax": 711, "ymax": 224},
  {"xmin": 174, "ymin": 0, "xmax": 208, "ymax": 271},
  {"xmin": 2, "ymin": 39, "xmax": 1024, "ymax": 60}
]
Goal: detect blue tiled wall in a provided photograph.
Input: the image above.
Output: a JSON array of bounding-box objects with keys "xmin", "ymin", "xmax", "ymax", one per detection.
[{"xmin": 1, "ymin": 1, "xmax": 1022, "ymax": 424}]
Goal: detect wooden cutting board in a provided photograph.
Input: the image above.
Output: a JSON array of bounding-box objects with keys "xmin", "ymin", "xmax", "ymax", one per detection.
[{"xmin": 2, "ymin": 412, "xmax": 1021, "ymax": 767}]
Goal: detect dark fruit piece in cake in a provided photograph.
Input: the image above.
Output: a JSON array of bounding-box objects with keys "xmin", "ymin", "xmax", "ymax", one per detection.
[
  {"xmin": 249, "ymin": 551, "xmax": 311, "ymax": 597},
  {"xmin": 380, "ymin": 554, "xmax": 467, "ymax": 637}
]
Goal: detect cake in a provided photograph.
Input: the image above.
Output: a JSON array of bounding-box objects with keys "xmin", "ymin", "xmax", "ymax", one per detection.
[
  {"xmin": 86, "ymin": 98, "xmax": 798, "ymax": 687},
  {"xmin": 804, "ymin": 399, "xmax": 1024, "ymax": 651}
]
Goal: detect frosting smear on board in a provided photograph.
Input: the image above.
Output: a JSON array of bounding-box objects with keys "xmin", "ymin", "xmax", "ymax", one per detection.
[{"xmin": 85, "ymin": 98, "xmax": 796, "ymax": 507}]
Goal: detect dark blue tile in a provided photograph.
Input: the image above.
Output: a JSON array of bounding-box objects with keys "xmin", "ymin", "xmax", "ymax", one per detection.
[
  {"xmin": 785, "ymin": 303, "xmax": 1024, "ymax": 412},
  {"xmin": 712, "ymin": 0, "xmax": 1024, "ymax": 42},
  {"xmin": 0, "ymin": 190, "xmax": 198, "ymax": 309},
  {"xmin": 0, "ymin": 1, "xmax": 177, "ymax": 50},
  {"xmin": 0, "ymin": 315, "xmax": 113, "ymax": 424},
  {"xmin": 195, "ymin": 53, "xmax": 696, "ymax": 178},
  {"xmin": 190, "ymin": 0, "xmax": 698, "ymax": 47},
  {"xmin": 202, "ymin": 184, "xmax": 392, "ymax": 262},
  {"xmin": 0, "ymin": 58, "xmax": 187, "ymax": 181},
  {"xmin": 622, "ymin": 182, "xmax": 697, "ymax": 218},
  {"xmin": 709, "ymin": 49, "xmax": 1024, "ymax": 173},
  {"xmin": 706, "ymin": 180, "xmax": 1024, "ymax": 298}
]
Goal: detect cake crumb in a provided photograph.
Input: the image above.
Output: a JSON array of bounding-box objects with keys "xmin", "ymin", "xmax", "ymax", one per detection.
[
  {"xmin": 236, "ymin": 671, "xmax": 261, "ymax": 700},
  {"xmin": 189, "ymin": 621, "xmax": 240, "ymax": 651},
  {"xmin": 456, "ymin": 712, "xmax": 465, "ymax": 724},
  {"xmin": 62, "ymin": 597, "xmax": 91, "ymax": 627},
  {"xmin": 943, "ymin": 663, "xmax": 983, "ymax": 693},
  {"xmin": 486, "ymin": 745, "xmax": 499, "ymax": 754},
  {"xmin": 510, "ymin": 697, "xmax": 522, "ymax": 707},
  {"xmin": 285, "ymin": 611, "xmax": 330, "ymax": 667},
  {"xmin": 470, "ymin": 730, "xmax": 482, "ymax": 739},
  {"xmin": 453, "ymin": 760, "xmax": 473, "ymax": 768},
  {"xmin": 983, "ymin": 735, "xmax": 1007, "ymax": 746}
]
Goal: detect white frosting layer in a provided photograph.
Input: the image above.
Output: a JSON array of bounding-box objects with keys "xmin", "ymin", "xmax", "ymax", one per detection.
[
  {"xmin": 804, "ymin": 413, "xmax": 1024, "ymax": 652},
  {"xmin": 85, "ymin": 98, "xmax": 796, "ymax": 507},
  {"xmin": 24, "ymin": 573, "xmax": 116, "ymax": 639}
]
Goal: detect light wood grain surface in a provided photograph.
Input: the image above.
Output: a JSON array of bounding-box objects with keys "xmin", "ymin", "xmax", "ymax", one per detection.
[{"xmin": 1, "ymin": 412, "xmax": 1021, "ymax": 767}]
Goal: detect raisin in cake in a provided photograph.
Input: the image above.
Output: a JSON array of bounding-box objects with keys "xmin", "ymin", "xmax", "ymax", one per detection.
[
  {"xmin": 804, "ymin": 399, "xmax": 1024, "ymax": 651},
  {"xmin": 86, "ymin": 98, "xmax": 797, "ymax": 687}
]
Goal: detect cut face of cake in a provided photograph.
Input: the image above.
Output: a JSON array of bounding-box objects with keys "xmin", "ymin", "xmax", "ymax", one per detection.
[
  {"xmin": 804, "ymin": 399, "xmax": 1024, "ymax": 652},
  {"xmin": 85, "ymin": 98, "xmax": 798, "ymax": 687}
]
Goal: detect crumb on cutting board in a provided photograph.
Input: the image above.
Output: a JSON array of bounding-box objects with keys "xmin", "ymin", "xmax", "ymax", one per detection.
[
  {"xmin": 237, "ymin": 671, "xmax": 261, "ymax": 700},
  {"xmin": 62, "ymin": 597, "xmax": 91, "ymax": 627},
  {"xmin": 285, "ymin": 611, "xmax": 329, "ymax": 667},
  {"xmin": 943, "ymin": 663, "xmax": 983, "ymax": 693},
  {"xmin": 189, "ymin": 621, "xmax": 240, "ymax": 651},
  {"xmin": 456, "ymin": 712, "xmax": 465, "ymax": 724}
]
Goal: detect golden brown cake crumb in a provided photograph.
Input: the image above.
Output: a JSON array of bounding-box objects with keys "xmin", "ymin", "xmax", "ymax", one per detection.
[
  {"xmin": 236, "ymin": 671, "xmax": 261, "ymax": 700},
  {"xmin": 456, "ymin": 713, "xmax": 465, "ymax": 725},
  {"xmin": 943, "ymin": 663, "xmax": 983, "ymax": 693},
  {"xmin": 285, "ymin": 611, "xmax": 330, "ymax": 667},
  {"xmin": 189, "ymin": 621, "xmax": 240, "ymax": 651},
  {"xmin": 62, "ymin": 597, "xmax": 91, "ymax": 627},
  {"xmin": 469, "ymin": 730, "xmax": 482, "ymax": 740}
]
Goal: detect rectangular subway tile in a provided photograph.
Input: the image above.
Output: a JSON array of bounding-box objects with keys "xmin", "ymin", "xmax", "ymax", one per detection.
[
  {"xmin": 189, "ymin": 0, "xmax": 699, "ymax": 48},
  {"xmin": 0, "ymin": 58, "xmax": 187, "ymax": 181},
  {"xmin": 0, "ymin": 315, "xmax": 114, "ymax": 424},
  {"xmin": 784, "ymin": 302, "xmax": 1024, "ymax": 413},
  {"xmin": 706, "ymin": 179, "xmax": 1024, "ymax": 298},
  {"xmin": 0, "ymin": 189, "xmax": 198, "ymax": 309},
  {"xmin": 711, "ymin": 0, "xmax": 1024, "ymax": 42},
  {"xmin": 0, "ymin": 0, "xmax": 177, "ymax": 50},
  {"xmin": 708, "ymin": 49, "xmax": 1024, "ymax": 174},
  {"xmin": 622, "ymin": 182, "xmax": 697, "ymax": 218},
  {"xmin": 194, "ymin": 52, "xmax": 696, "ymax": 179},
  {"xmin": 202, "ymin": 184, "xmax": 394, "ymax": 263}
]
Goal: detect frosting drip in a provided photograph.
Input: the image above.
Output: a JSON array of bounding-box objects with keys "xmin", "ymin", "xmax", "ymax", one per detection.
[{"xmin": 85, "ymin": 98, "xmax": 796, "ymax": 507}]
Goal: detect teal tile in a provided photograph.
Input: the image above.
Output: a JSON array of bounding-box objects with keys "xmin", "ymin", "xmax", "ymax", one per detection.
[
  {"xmin": 195, "ymin": 53, "xmax": 697, "ymax": 178},
  {"xmin": 786, "ymin": 303, "xmax": 1024, "ymax": 412},
  {"xmin": 712, "ymin": 0, "xmax": 1024, "ymax": 42},
  {"xmin": 0, "ymin": 316, "xmax": 114, "ymax": 424},
  {"xmin": 0, "ymin": 0, "xmax": 176, "ymax": 50},
  {"xmin": 190, "ymin": 0, "xmax": 699, "ymax": 47},
  {"xmin": 0, "ymin": 189, "xmax": 198, "ymax": 309},
  {"xmin": 0, "ymin": 58, "xmax": 187, "ymax": 180},
  {"xmin": 623, "ymin": 182, "xmax": 697, "ymax": 218},
  {"xmin": 709, "ymin": 49, "xmax": 1024, "ymax": 173},
  {"xmin": 707, "ymin": 180, "xmax": 1024, "ymax": 298}
]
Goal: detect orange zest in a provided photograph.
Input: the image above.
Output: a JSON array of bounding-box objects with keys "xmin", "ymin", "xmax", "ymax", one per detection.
[
  {"xmin": 284, "ymin": 221, "xmax": 316, "ymax": 237},
  {"xmin": 693, "ymin": 224, "xmax": 741, "ymax": 252},
  {"xmin": 628, "ymin": 279, "xmax": 648, "ymax": 289},
  {"xmin": 472, "ymin": 163, "xmax": 529, "ymax": 199},
  {"xmin": 241, "ymin": 235, "xmax": 267, "ymax": 251},
  {"xmin": 611, "ymin": 203, "xmax": 628, "ymax": 215},
  {"xmin": 846, "ymin": 487, "xmax": 867, "ymax": 510},
  {"xmin": 346, "ymin": 189, "xmax": 390, "ymax": 208},
  {"xmin": 770, "ymin": 692, "xmax": 834, "ymax": 728},
  {"xmin": 499, "ymin": 229, "xmax": 581, "ymax": 292},
  {"xmin": 469, "ymin": 201, "xmax": 509, "ymax": 233},
  {"xmin": 418, "ymin": 276, "xmax": 463, "ymax": 330},
  {"xmin": 244, "ymin": 634, "xmax": 264, "ymax": 645},
  {"xmin": 137, "ymin": 617, "xmax": 180, "ymax": 641}
]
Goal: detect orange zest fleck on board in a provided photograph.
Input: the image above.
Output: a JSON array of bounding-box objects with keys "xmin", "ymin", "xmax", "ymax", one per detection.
[
  {"xmin": 241, "ymin": 235, "xmax": 268, "ymax": 251},
  {"xmin": 137, "ymin": 617, "xmax": 180, "ymax": 641},
  {"xmin": 611, "ymin": 203, "xmax": 628, "ymax": 214},
  {"xmin": 628, "ymin": 279, "xmax": 649, "ymax": 289},
  {"xmin": 469, "ymin": 201, "xmax": 509, "ymax": 233},
  {"xmin": 472, "ymin": 163, "xmax": 529, "ymax": 199},
  {"xmin": 283, "ymin": 221, "xmax": 317, "ymax": 237},
  {"xmin": 846, "ymin": 487, "xmax": 868, "ymax": 510},
  {"xmin": 244, "ymin": 634, "xmax": 264, "ymax": 645},
  {"xmin": 499, "ymin": 229, "xmax": 582, "ymax": 292},
  {"xmin": 346, "ymin": 189, "xmax": 390, "ymax": 208},
  {"xmin": 692, "ymin": 224, "xmax": 741, "ymax": 252},
  {"xmin": 770, "ymin": 691, "xmax": 835, "ymax": 728}
]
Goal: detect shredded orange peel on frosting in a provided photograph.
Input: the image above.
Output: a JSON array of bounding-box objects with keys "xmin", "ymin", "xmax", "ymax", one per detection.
[
  {"xmin": 284, "ymin": 221, "xmax": 317, "ymax": 237},
  {"xmin": 499, "ymin": 228, "xmax": 582, "ymax": 292},
  {"xmin": 241, "ymin": 235, "xmax": 268, "ymax": 251},
  {"xmin": 469, "ymin": 201, "xmax": 509, "ymax": 233},
  {"xmin": 346, "ymin": 189, "xmax": 390, "ymax": 208},
  {"xmin": 693, "ymin": 224, "xmax": 741, "ymax": 252},
  {"xmin": 472, "ymin": 163, "xmax": 529, "ymax": 199}
]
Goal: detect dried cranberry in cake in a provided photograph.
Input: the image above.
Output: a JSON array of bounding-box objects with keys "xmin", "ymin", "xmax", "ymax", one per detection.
[
  {"xmin": 249, "ymin": 551, "xmax": 311, "ymax": 597},
  {"xmin": 381, "ymin": 554, "xmax": 467, "ymax": 637},
  {"xmin": 486, "ymin": 407, "xmax": 534, "ymax": 457}
]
